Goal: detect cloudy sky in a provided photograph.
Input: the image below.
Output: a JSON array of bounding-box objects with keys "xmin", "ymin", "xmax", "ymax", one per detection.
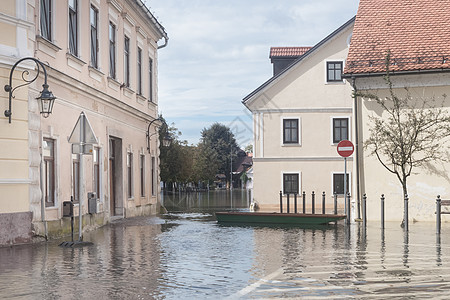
[{"xmin": 145, "ymin": 0, "xmax": 359, "ymax": 146}]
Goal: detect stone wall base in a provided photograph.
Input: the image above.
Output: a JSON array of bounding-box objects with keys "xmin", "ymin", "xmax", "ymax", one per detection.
[
  {"xmin": 0, "ymin": 212, "xmax": 33, "ymax": 246},
  {"xmin": 125, "ymin": 203, "xmax": 161, "ymax": 218},
  {"xmin": 32, "ymin": 212, "xmax": 108, "ymax": 241}
]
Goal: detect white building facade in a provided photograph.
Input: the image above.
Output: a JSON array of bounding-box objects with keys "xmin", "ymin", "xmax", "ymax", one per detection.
[{"xmin": 243, "ymin": 19, "xmax": 357, "ymax": 215}]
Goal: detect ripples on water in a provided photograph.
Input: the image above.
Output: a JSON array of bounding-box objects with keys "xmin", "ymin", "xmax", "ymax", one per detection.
[{"xmin": 1, "ymin": 190, "xmax": 450, "ymax": 299}]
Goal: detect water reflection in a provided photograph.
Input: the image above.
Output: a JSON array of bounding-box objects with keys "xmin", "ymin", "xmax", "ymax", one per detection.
[{"xmin": 1, "ymin": 191, "xmax": 450, "ymax": 299}]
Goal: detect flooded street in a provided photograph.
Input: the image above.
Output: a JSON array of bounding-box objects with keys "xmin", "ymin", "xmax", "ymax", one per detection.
[{"xmin": 2, "ymin": 190, "xmax": 450, "ymax": 299}]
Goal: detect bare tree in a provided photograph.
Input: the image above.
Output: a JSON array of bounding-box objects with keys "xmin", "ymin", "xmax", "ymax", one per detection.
[{"xmin": 359, "ymin": 52, "xmax": 450, "ymax": 225}]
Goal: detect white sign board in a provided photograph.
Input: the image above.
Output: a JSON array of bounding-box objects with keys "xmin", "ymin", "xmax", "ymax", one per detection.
[{"xmin": 68, "ymin": 111, "xmax": 98, "ymax": 145}]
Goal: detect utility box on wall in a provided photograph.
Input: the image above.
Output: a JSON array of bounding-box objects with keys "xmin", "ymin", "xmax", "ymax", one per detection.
[
  {"xmin": 88, "ymin": 192, "xmax": 97, "ymax": 214},
  {"xmin": 63, "ymin": 201, "xmax": 74, "ymax": 217}
]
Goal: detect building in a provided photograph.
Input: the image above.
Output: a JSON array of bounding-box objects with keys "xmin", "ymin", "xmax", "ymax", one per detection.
[
  {"xmin": 344, "ymin": 0, "xmax": 450, "ymax": 222},
  {"xmin": 0, "ymin": 0, "xmax": 168, "ymax": 245},
  {"xmin": 243, "ymin": 18, "xmax": 356, "ymax": 213}
]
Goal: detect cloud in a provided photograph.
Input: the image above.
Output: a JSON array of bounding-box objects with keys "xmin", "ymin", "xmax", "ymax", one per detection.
[{"xmin": 147, "ymin": 0, "xmax": 359, "ymax": 146}]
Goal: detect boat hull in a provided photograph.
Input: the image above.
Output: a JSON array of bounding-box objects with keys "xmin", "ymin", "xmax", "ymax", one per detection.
[{"xmin": 215, "ymin": 212, "xmax": 346, "ymax": 225}]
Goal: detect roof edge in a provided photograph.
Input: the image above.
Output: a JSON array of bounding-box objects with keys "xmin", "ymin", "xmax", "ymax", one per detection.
[
  {"xmin": 243, "ymin": 16, "xmax": 356, "ymax": 106},
  {"xmin": 134, "ymin": 0, "xmax": 169, "ymax": 42}
]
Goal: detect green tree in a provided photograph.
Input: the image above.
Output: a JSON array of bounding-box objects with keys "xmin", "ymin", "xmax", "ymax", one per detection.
[
  {"xmin": 244, "ymin": 144, "xmax": 253, "ymax": 153},
  {"xmin": 359, "ymin": 52, "xmax": 450, "ymax": 225},
  {"xmin": 193, "ymin": 142, "xmax": 220, "ymax": 184},
  {"xmin": 199, "ymin": 123, "xmax": 238, "ymax": 183},
  {"xmin": 159, "ymin": 117, "xmax": 187, "ymax": 188}
]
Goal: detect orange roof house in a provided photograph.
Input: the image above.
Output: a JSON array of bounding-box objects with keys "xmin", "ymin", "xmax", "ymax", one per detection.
[
  {"xmin": 344, "ymin": 0, "xmax": 450, "ymax": 223},
  {"xmin": 345, "ymin": 0, "xmax": 450, "ymax": 76}
]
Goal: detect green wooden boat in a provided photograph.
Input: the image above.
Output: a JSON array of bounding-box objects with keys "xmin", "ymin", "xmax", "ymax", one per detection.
[{"xmin": 215, "ymin": 211, "xmax": 346, "ymax": 225}]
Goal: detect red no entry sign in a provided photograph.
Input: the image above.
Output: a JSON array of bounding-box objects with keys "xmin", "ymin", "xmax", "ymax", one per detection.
[{"xmin": 337, "ymin": 140, "xmax": 354, "ymax": 157}]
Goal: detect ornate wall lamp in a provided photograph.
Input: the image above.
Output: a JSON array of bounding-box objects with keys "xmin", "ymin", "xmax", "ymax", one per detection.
[
  {"xmin": 4, "ymin": 57, "xmax": 56, "ymax": 123},
  {"xmin": 146, "ymin": 117, "xmax": 171, "ymax": 153}
]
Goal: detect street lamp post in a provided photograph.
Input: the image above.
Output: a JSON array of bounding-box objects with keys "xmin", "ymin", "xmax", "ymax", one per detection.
[
  {"xmin": 4, "ymin": 57, "xmax": 56, "ymax": 123},
  {"xmin": 146, "ymin": 117, "xmax": 171, "ymax": 153}
]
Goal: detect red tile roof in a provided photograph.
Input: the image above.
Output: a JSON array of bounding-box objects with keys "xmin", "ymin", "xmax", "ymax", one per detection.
[
  {"xmin": 345, "ymin": 0, "xmax": 450, "ymax": 75},
  {"xmin": 270, "ymin": 47, "xmax": 312, "ymax": 58}
]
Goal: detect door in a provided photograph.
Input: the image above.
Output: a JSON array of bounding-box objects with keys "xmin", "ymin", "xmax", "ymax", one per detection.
[{"xmin": 109, "ymin": 137, "xmax": 123, "ymax": 216}]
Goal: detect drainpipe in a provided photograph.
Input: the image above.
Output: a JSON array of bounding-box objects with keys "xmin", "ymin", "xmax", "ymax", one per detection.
[
  {"xmin": 351, "ymin": 76, "xmax": 361, "ymax": 219},
  {"xmin": 157, "ymin": 37, "xmax": 168, "ymax": 49}
]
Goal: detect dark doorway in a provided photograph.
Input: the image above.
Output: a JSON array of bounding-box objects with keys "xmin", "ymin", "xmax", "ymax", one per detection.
[{"xmin": 109, "ymin": 137, "xmax": 123, "ymax": 216}]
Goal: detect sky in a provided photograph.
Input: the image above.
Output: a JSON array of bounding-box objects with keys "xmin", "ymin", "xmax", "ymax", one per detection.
[{"xmin": 145, "ymin": 0, "xmax": 359, "ymax": 147}]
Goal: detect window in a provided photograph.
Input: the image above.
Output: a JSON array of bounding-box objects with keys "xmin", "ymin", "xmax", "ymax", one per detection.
[
  {"xmin": 151, "ymin": 157, "xmax": 155, "ymax": 196},
  {"xmin": 124, "ymin": 36, "xmax": 130, "ymax": 87},
  {"xmin": 93, "ymin": 147, "xmax": 100, "ymax": 199},
  {"xmin": 40, "ymin": 0, "xmax": 52, "ymax": 41},
  {"xmin": 149, "ymin": 58, "xmax": 153, "ymax": 102},
  {"xmin": 140, "ymin": 154, "xmax": 145, "ymax": 197},
  {"xmin": 283, "ymin": 173, "xmax": 299, "ymax": 194},
  {"xmin": 327, "ymin": 61, "xmax": 343, "ymax": 82},
  {"xmin": 127, "ymin": 152, "xmax": 133, "ymax": 198},
  {"xmin": 137, "ymin": 47, "xmax": 142, "ymax": 95},
  {"xmin": 333, "ymin": 118, "xmax": 349, "ymax": 143},
  {"xmin": 90, "ymin": 6, "xmax": 98, "ymax": 68},
  {"xmin": 68, "ymin": 0, "xmax": 78, "ymax": 56},
  {"xmin": 43, "ymin": 138, "xmax": 55, "ymax": 207},
  {"xmin": 333, "ymin": 173, "xmax": 350, "ymax": 195},
  {"xmin": 72, "ymin": 154, "xmax": 80, "ymax": 203},
  {"xmin": 109, "ymin": 22, "xmax": 116, "ymax": 78},
  {"xmin": 283, "ymin": 119, "xmax": 299, "ymax": 144}
]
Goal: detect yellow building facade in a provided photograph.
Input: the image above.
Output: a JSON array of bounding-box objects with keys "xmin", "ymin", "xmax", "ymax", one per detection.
[{"xmin": 0, "ymin": 0, "xmax": 168, "ymax": 246}]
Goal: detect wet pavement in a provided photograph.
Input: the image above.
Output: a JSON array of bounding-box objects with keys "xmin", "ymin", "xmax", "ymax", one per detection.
[{"xmin": 1, "ymin": 190, "xmax": 450, "ymax": 299}]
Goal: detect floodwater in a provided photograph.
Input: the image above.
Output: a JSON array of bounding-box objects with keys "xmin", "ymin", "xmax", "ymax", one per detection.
[{"xmin": 1, "ymin": 190, "xmax": 450, "ymax": 299}]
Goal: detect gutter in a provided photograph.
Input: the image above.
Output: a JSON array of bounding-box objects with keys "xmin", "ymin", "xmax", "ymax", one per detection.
[
  {"xmin": 135, "ymin": 0, "xmax": 169, "ymax": 49},
  {"xmin": 343, "ymin": 67, "xmax": 450, "ymax": 79}
]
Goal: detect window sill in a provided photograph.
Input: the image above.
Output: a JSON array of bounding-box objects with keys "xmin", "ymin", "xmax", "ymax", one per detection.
[
  {"xmin": 137, "ymin": 94, "xmax": 146, "ymax": 104},
  {"xmin": 108, "ymin": 77, "xmax": 121, "ymax": 91},
  {"xmin": 282, "ymin": 143, "xmax": 301, "ymax": 147},
  {"xmin": 66, "ymin": 53, "xmax": 86, "ymax": 72},
  {"xmin": 36, "ymin": 35, "xmax": 61, "ymax": 58},
  {"xmin": 325, "ymin": 80, "xmax": 346, "ymax": 85},
  {"xmin": 89, "ymin": 66, "xmax": 104, "ymax": 82},
  {"xmin": 123, "ymin": 86, "xmax": 134, "ymax": 98}
]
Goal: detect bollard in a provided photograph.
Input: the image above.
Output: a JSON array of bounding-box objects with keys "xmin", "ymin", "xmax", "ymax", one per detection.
[
  {"xmin": 381, "ymin": 194, "xmax": 385, "ymax": 229},
  {"xmin": 294, "ymin": 193, "xmax": 298, "ymax": 214},
  {"xmin": 362, "ymin": 194, "xmax": 367, "ymax": 228},
  {"xmin": 322, "ymin": 192, "xmax": 326, "ymax": 214},
  {"xmin": 404, "ymin": 194, "xmax": 409, "ymax": 231},
  {"xmin": 312, "ymin": 191, "xmax": 315, "ymax": 214},
  {"xmin": 302, "ymin": 191, "xmax": 306, "ymax": 214},
  {"xmin": 279, "ymin": 191, "xmax": 283, "ymax": 213},
  {"xmin": 334, "ymin": 192, "xmax": 338, "ymax": 215},
  {"xmin": 287, "ymin": 193, "xmax": 290, "ymax": 213},
  {"xmin": 344, "ymin": 191, "xmax": 348, "ymax": 217},
  {"xmin": 437, "ymin": 195, "xmax": 441, "ymax": 234},
  {"xmin": 346, "ymin": 192, "xmax": 351, "ymax": 225}
]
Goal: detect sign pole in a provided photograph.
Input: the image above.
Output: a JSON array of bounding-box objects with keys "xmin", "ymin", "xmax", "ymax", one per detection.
[
  {"xmin": 337, "ymin": 140, "xmax": 354, "ymax": 225},
  {"xmin": 78, "ymin": 113, "xmax": 85, "ymax": 241},
  {"xmin": 344, "ymin": 157, "xmax": 350, "ymax": 225}
]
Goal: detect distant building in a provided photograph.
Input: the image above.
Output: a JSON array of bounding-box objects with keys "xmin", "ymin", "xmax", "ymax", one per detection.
[
  {"xmin": 232, "ymin": 150, "xmax": 253, "ymax": 188},
  {"xmin": 0, "ymin": 0, "xmax": 168, "ymax": 245},
  {"xmin": 243, "ymin": 18, "xmax": 355, "ymax": 212}
]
